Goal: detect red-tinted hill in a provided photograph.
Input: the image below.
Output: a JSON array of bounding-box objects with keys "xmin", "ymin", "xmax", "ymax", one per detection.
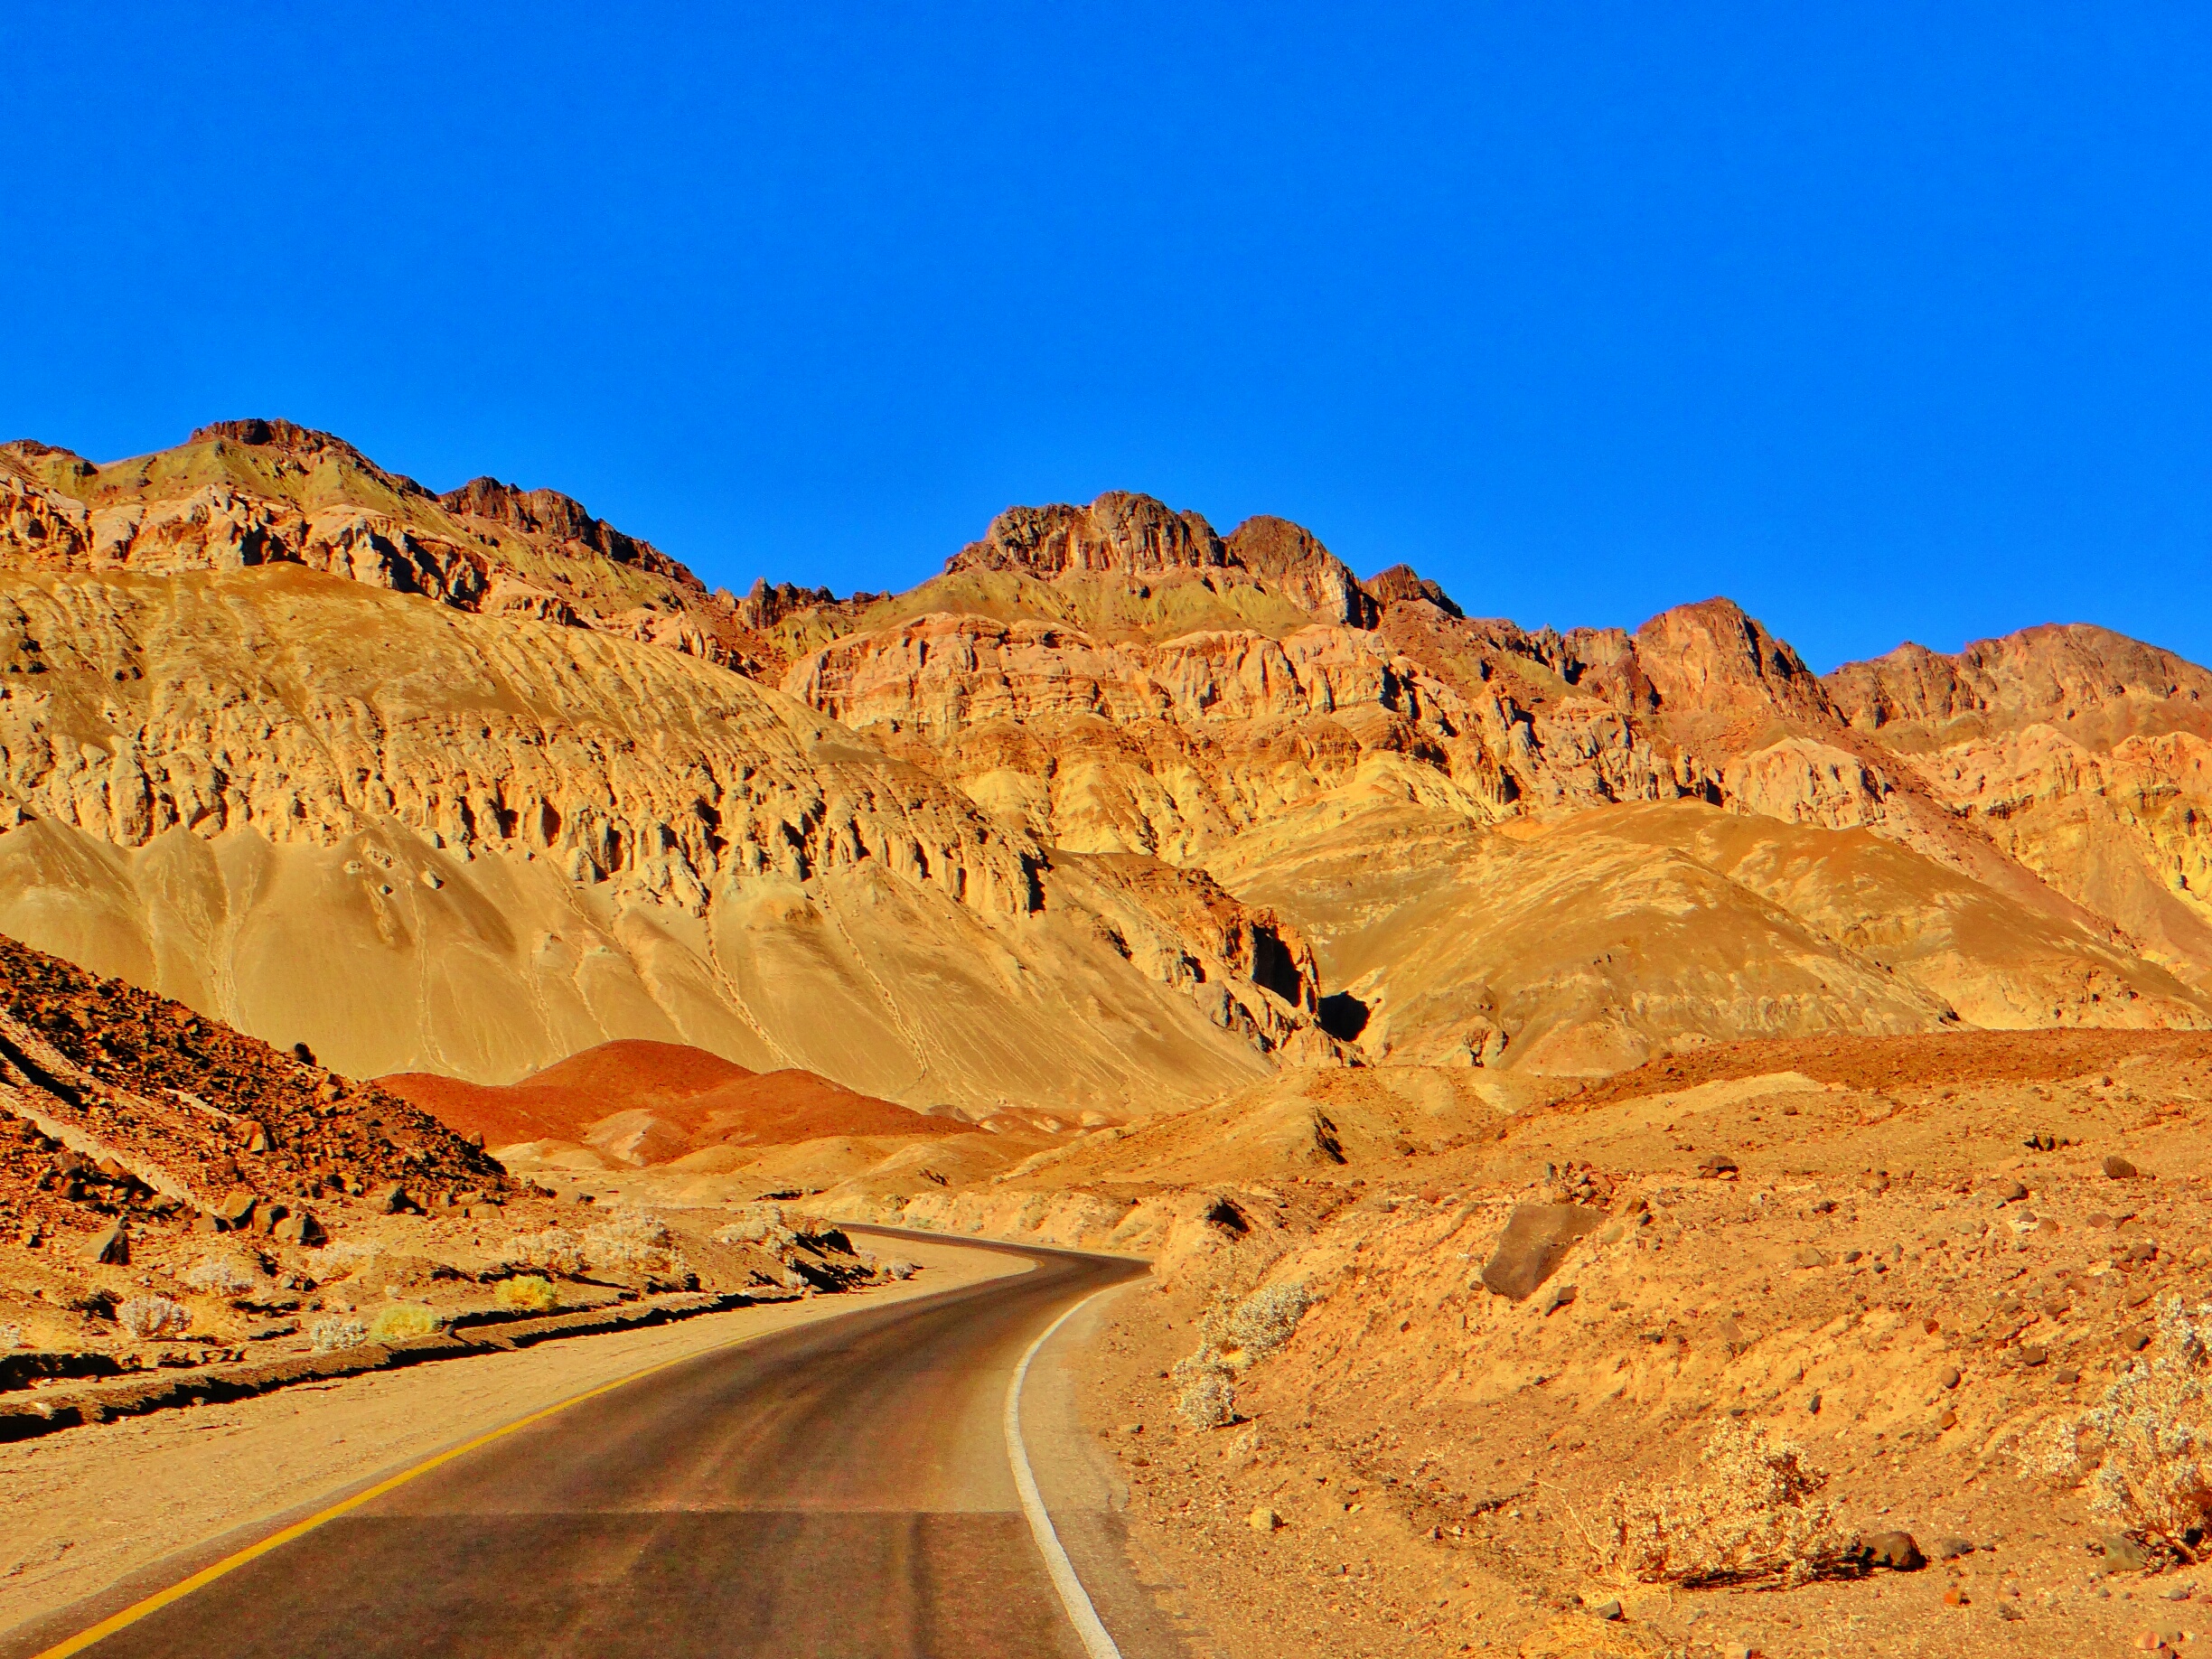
[
  {"xmin": 379, "ymin": 1038, "xmax": 748, "ymax": 1147},
  {"xmin": 378, "ymin": 1040, "xmax": 960, "ymax": 1160}
]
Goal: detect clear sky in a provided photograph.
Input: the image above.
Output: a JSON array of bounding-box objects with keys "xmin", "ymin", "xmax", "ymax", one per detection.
[{"xmin": 5, "ymin": 4, "xmax": 2208, "ymax": 670}]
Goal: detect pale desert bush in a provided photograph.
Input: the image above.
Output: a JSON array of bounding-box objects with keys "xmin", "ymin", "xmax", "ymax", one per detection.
[
  {"xmin": 1211, "ymin": 1280, "xmax": 1313, "ymax": 1367},
  {"xmin": 503, "ymin": 1227, "xmax": 586, "ymax": 1276},
  {"xmin": 1178, "ymin": 1368, "xmax": 1237, "ymax": 1429},
  {"xmin": 715, "ymin": 1204, "xmax": 798, "ymax": 1252},
  {"xmin": 183, "ymin": 1255, "xmax": 257, "ymax": 1296},
  {"xmin": 310, "ymin": 1316, "xmax": 367, "ymax": 1353},
  {"xmin": 494, "ymin": 1275, "xmax": 559, "ymax": 1313},
  {"xmin": 367, "ymin": 1303, "xmax": 442, "ymax": 1343},
  {"xmin": 884, "ymin": 1258, "xmax": 919, "ymax": 1281},
  {"xmin": 585, "ymin": 1210, "xmax": 676, "ymax": 1274},
  {"xmin": 2026, "ymin": 1295, "xmax": 2212, "ymax": 1561},
  {"xmin": 117, "ymin": 1295, "xmax": 192, "ymax": 1340},
  {"xmin": 1577, "ymin": 1420, "xmax": 1852, "ymax": 1587}
]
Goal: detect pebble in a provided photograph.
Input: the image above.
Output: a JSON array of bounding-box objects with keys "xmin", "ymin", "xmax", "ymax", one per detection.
[
  {"xmin": 1590, "ymin": 1598, "xmax": 1622, "ymax": 1620},
  {"xmin": 1939, "ymin": 1365, "xmax": 1962, "ymax": 1389},
  {"xmin": 1932, "ymin": 1535, "xmax": 1975, "ymax": 1561},
  {"xmin": 2106, "ymin": 1155, "xmax": 2141, "ymax": 1180},
  {"xmin": 1248, "ymin": 1506, "xmax": 1280, "ymax": 1532},
  {"xmin": 1999, "ymin": 1180, "xmax": 2029, "ymax": 1202}
]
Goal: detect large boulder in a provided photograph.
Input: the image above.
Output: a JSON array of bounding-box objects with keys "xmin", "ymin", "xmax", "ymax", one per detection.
[{"xmin": 1479, "ymin": 1204, "xmax": 1606, "ymax": 1301}]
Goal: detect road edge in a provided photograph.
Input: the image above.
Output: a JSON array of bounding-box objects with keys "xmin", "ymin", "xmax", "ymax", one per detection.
[{"xmin": 1006, "ymin": 1287, "xmax": 1127, "ymax": 1659}]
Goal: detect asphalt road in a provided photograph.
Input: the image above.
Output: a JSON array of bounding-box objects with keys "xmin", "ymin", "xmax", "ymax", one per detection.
[{"xmin": 35, "ymin": 1233, "xmax": 1174, "ymax": 1659}]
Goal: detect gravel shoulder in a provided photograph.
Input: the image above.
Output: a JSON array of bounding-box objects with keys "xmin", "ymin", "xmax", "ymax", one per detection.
[{"xmin": 0, "ymin": 1235, "xmax": 1026, "ymax": 1647}]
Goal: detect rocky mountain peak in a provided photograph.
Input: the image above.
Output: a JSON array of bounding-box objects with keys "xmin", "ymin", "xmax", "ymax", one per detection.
[
  {"xmin": 947, "ymin": 492, "xmax": 1230, "ymax": 581},
  {"xmin": 1362, "ymin": 563, "xmax": 1463, "ymax": 619},
  {"xmin": 1633, "ymin": 597, "xmax": 1835, "ymax": 734},
  {"xmin": 437, "ymin": 476, "xmax": 702, "ymax": 589}
]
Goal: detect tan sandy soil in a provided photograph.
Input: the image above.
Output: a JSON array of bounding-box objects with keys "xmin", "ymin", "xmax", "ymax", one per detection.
[{"xmin": 0, "ymin": 1235, "xmax": 1019, "ymax": 1642}]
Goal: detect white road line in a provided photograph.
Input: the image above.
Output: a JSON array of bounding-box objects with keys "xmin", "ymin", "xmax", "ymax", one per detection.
[{"xmin": 1005, "ymin": 1288, "xmax": 1125, "ymax": 1659}]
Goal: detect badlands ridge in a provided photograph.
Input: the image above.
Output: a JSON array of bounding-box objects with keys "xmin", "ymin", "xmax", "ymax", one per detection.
[{"xmin": 3, "ymin": 418, "xmax": 2209, "ymax": 1105}]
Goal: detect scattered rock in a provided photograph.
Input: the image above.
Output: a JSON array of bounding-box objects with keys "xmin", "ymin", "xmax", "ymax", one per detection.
[
  {"xmin": 213, "ymin": 1189, "xmax": 257, "ymax": 1229},
  {"xmin": 2106, "ymin": 1156, "xmax": 2141, "ymax": 1180},
  {"xmin": 1538, "ymin": 1282, "xmax": 1578, "ymax": 1316},
  {"xmin": 1479, "ymin": 1204, "xmax": 1605, "ymax": 1301},
  {"xmin": 1248, "ymin": 1506, "xmax": 1280, "ymax": 1532},
  {"xmin": 1697, "ymin": 1154, "xmax": 1739, "ymax": 1179},
  {"xmin": 272, "ymin": 1211, "xmax": 325, "ymax": 1247},
  {"xmin": 2104, "ymin": 1534, "xmax": 2152, "ymax": 1571},
  {"xmin": 1997, "ymin": 1180, "xmax": 2029, "ymax": 1202},
  {"xmin": 85, "ymin": 1222, "xmax": 128, "ymax": 1265},
  {"xmin": 1931, "ymin": 1536, "xmax": 1975, "ymax": 1561},
  {"xmin": 1590, "ymin": 1597, "xmax": 1623, "ymax": 1620},
  {"xmin": 1791, "ymin": 1245, "xmax": 1829, "ymax": 1270},
  {"xmin": 1939, "ymin": 1365, "xmax": 1961, "ymax": 1389},
  {"xmin": 1863, "ymin": 1530, "xmax": 1925, "ymax": 1571}
]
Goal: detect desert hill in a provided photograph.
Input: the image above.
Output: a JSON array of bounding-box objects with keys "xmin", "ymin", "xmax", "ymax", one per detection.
[
  {"xmin": 0, "ymin": 430, "xmax": 1336, "ymax": 1110},
  {"xmin": 6, "ymin": 422, "xmax": 2212, "ymax": 1093},
  {"xmin": 378, "ymin": 1037, "xmax": 964, "ymax": 1168}
]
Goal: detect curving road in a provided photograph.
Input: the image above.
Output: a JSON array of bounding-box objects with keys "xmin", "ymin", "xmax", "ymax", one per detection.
[{"xmin": 22, "ymin": 1233, "xmax": 1177, "ymax": 1659}]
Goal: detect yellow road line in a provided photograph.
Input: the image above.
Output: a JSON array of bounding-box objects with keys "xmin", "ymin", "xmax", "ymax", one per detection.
[{"xmin": 31, "ymin": 1341, "xmax": 727, "ymax": 1659}]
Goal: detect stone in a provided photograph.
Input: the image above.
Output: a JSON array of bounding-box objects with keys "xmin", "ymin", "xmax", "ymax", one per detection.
[
  {"xmin": 272, "ymin": 1210, "xmax": 325, "ymax": 1247},
  {"xmin": 1998, "ymin": 1180, "xmax": 2029, "ymax": 1202},
  {"xmin": 85, "ymin": 1222, "xmax": 128, "ymax": 1265},
  {"xmin": 1248, "ymin": 1506, "xmax": 1280, "ymax": 1532},
  {"xmin": 1698, "ymin": 1154, "xmax": 1739, "ymax": 1178},
  {"xmin": 1792, "ymin": 1245, "xmax": 1829, "ymax": 1269},
  {"xmin": 1863, "ymin": 1530, "xmax": 1925, "ymax": 1571},
  {"xmin": 1939, "ymin": 1365, "xmax": 1961, "ymax": 1389},
  {"xmin": 1538, "ymin": 1282, "xmax": 1578, "ymax": 1316},
  {"xmin": 2055, "ymin": 1366, "xmax": 2081, "ymax": 1384},
  {"xmin": 1479, "ymin": 1204, "xmax": 1605, "ymax": 1301},
  {"xmin": 2020, "ymin": 1345, "xmax": 2048, "ymax": 1366},
  {"xmin": 213, "ymin": 1188, "xmax": 257, "ymax": 1229},
  {"xmin": 2103, "ymin": 1534, "xmax": 2151, "ymax": 1571},
  {"xmin": 366, "ymin": 1182, "xmax": 414, "ymax": 1214},
  {"xmin": 2106, "ymin": 1156, "xmax": 2141, "ymax": 1180},
  {"xmin": 1931, "ymin": 1535, "xmax": 1975, "ymax": 1561},
  {"xmin": 1590, "ymin": 1598, "xmax": 1623, "ymax": 1620}
]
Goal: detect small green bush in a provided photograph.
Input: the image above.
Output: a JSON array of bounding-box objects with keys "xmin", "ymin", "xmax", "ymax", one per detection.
[
  {"xmin": 494, "ymin": 1275, "xmax": 558, "ymax": 1312},
  {"xmin": 367, "ymin": 1303, "xmax": 442, "ymax": 1343}
]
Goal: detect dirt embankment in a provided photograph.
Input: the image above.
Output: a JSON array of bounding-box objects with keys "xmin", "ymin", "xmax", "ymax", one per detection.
[{"xmin": 843, "ymin": 1032, "xmax": 2212, "ymax": 1659}]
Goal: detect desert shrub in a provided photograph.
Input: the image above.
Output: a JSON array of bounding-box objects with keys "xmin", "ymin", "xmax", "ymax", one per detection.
[
  {"xmin": 585, "ymin": 1210, "xmax": 673, "ymax": 1274},
  {"xmin": 317, "ymin": 1239, "xmax": 381, "ymax": 1270},
  {"xmin": 1578, "ymin": 1420, "xmax": 1852, "ymax": 1587},
  {"xmin": 494, "ymin": 1275, "xmax": 558, "ymax": 1313},
  {"xmin": 715, "ymin": 1204, "xmax": 799, "ymax": 1253},
  {"xmin": 1215, "ymin": 1280, "xmax": 1312, "ymax": 1366},
  {"xmin": 1178, "ymin": 1368, "xmax": 1237, "ymax": 1429},
  {"xmin": 367, "ymin": 1303, "xmax": 442, "ymax": 1343},
  {"xmin": 885, "ymin": 1258, "xmax": 919, "ymax": 1281},
  {"xmin": 117, "ymin": 1295, "xmax": 192, "ymax": 1340},
  {"xmin": 310, "ymin": 1316, "xmax": 367, "ymax": 1353},
  {"xmin": 503, "ymin": 1227, "xmax": 585, "ymax": 1276},
  {"xmin": 183, "ymin": 1255, "xmax": 257, "ymax": 1296},
  {"xmin": 2027, "ymin": 1296, "xmax": 2212, "ymax": 1561}
]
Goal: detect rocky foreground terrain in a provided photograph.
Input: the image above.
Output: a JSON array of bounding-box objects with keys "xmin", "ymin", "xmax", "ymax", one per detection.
[
  {"xmin": 815, "ymin": 1028, "xmax": 2212, "ymax": 1658},
  {"xmin": 0, "ymin": 932, "xmax": 898, "ymax": 1436}
]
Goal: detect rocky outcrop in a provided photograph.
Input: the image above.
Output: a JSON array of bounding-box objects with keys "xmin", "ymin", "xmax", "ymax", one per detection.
[{"xmin": 0, "ymin": 422, "xmax": 767, "ymax": 675}]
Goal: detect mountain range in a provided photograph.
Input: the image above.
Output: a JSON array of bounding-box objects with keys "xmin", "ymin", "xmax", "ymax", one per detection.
[{"xmin": 4, "ymin": 418, "xmax": 2207, "ymax": 1105}]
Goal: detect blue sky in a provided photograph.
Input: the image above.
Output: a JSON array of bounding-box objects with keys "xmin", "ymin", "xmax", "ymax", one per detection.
[{"xmin": 5, "ymin": 4, "xmax": 2208, "ymax": 670}]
